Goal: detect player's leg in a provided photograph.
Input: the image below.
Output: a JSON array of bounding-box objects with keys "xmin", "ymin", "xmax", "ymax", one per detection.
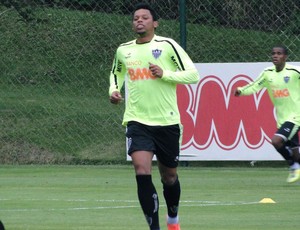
[
  {"xmin": 158, "ymin": 162, "xmax": 181, "ymax": 230},
  {"xmin": 155, "ymin": 124, "xmax": 181, "ymax": 230},
  {"xmin": 291, "ymin": 146, "xmax": 300, "ymax": 162},
  {"xmin": 131, "ymin": 151, "xmax": 160, "ymax": 230},
  {"xmin": 126, "ymin": 121, "xmax": 160, "ymax": 230},
  {"xmin": 271, "ymin": 135, "xmax": 294, "ymax": 164},
  {"xmin": 290, "ymin": 131, "xmax": 300, "ymax": 162},
  {"xmin": 272, "ymin": 122, "xmax": 300, "ymax": 183},
  {"xmin": 287, "ymin": 132, "xmax": 300, "ymax": 182}
]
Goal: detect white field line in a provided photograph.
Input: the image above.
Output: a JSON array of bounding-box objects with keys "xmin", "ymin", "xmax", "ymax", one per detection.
[{"xmin": 0, "ymin": 199, "xmax": 260, "ymax": 212}]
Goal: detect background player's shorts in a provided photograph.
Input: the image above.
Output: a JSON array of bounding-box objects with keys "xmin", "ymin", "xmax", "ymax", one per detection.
[
  {"xmin": 276, "ymin": 121, "xmax": 300, "ymax": 147},
  {"xmin": 126, "ymin": 121, "xmax": 181, "ymax": 168}
]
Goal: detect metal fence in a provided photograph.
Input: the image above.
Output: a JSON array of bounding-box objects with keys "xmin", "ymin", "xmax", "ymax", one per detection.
[{"xmin": 0, "ymin": 0, "xmax": 299, "ymax": 164}]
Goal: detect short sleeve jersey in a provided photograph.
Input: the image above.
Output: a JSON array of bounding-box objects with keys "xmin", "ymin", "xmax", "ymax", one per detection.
[
  {"xmin": 238, "ymin": 64, "xmax": 300, "ymax": 127},
  {"xmin": 109, "ymin": 35, "xmax": 199, "ymax": 126}
]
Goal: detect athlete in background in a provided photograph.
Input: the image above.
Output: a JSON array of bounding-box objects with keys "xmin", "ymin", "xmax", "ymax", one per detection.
[
  {"xmin": 234, "ymin": 45, "xmax": 300, "ymax": 183},
  {"xmin": 108, "ymin": 2, "xmax": 199, "ymax": 230}
]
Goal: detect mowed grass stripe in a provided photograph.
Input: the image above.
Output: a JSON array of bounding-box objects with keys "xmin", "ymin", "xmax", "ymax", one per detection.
[{"xmin": 0, "ymin": 199, "xmax": 260, "ymax": 212}]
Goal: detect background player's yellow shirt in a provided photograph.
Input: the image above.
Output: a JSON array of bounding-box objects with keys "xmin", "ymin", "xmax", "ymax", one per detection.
[
  {"xmin": 109, "ymin": 35, "xmax": 199, "ymax": 126},
  {"xmin": 238, "ymin": 64, "xmax": 300, "ymax": 127}
]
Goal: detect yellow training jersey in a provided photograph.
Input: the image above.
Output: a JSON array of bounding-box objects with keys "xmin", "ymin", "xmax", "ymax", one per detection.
[
  {"xmin": 238, "ymin": 64, "xmax": 300, "ymax": 127},
  {"xmin": 109, "ymin": 35, "xmax": 199, "ymax": 126}
]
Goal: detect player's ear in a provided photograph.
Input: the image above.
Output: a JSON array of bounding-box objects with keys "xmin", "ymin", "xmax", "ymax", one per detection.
[{"xmin": 153, "ymin": 21, "xmax": 158, "ymax": 29}]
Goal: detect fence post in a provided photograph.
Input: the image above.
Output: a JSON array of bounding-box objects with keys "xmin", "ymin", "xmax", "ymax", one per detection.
[{"xmin": 179, "ymin": 0, "xmax": 186, "ymax": 50}]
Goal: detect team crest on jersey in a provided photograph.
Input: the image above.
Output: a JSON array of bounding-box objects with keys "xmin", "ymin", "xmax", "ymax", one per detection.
[
  {"xmin": 284, "ymin": 76, "xmax": 290, "ymax": 83},
  {"xmin": 152, "ymin": 49, "xmax": 162, "ymax": 59}
]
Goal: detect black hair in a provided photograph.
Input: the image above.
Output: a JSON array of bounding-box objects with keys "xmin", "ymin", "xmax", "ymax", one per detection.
[
  {"xmin": 273, "ymin": 45, "xmax": 289, "ymax": 55},
  {"xmin": 133, "ymin": 2, "xmax": 159, "ymax": 21}
]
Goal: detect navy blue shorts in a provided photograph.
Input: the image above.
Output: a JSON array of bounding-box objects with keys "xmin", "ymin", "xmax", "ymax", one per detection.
[
  {"xmin": 276, "ymin": 121, "xmax": 300, "ymax": 147},
  {"xmin": 126, "ymin": 121, "xmax": 181, "ymax": 168}
]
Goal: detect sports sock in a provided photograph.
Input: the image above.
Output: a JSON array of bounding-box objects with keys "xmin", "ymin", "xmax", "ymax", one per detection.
[
  {"xmin": 290, "ymin": 162, "xmax": 300, "ymax": 170},
  {"xmin": 136, "ymin": 175, "xmax": 159, "ymax": 230},
  {"xmin": 167, "ymin": 215, "xmax": 179, "ymax": 224},
  {"xmin": 291, "ymin": 146, "xmax": 300, "ymax": 163},
  {"xmin": 163, "ymin": 177, "xmax": 181, "ymax": 218},
  {"xmin": 275, "ymin": 146, "xmax": 294, "ymax": 166}
]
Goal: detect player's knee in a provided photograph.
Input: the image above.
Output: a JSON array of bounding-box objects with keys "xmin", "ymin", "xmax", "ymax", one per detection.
[
  {"xmin": 161, "ymin": 173, "xmax": 178, "ymax": 186},
  {"xmin": 134, "ymin": 166, "xmax": 151, "ymax": 175},
  {"xmin": 271, "ymin": 136, "xmax": 285, "ymax": 150},
  {"xmin": 133, "ymin": 161, "xmax": 152, "ymax": 175}
]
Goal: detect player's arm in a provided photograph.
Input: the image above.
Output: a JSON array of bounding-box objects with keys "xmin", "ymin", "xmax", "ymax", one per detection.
[
  {"xmin": 234, "ymin": 72, "xmax": 266, "ymax": 96},
  {"xmin": 160, "ymin": 40, "xmax": 199, "ymax": 84},
  {"xmin": 109, "ymin": 50, "xmax": 126, "ymax": 104}
]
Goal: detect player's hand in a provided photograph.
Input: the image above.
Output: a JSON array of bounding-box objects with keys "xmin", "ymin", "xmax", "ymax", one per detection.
[
  {"xmin": 149, "ymin": 62, "xmax": 163, "ymax": 78},
  {"xmin": 110, "ymin": 91, "xmax": 123, "ymax": 104},
  {"xmin": 233, "ymin": 88, "xmax": 241, "ymax": 96}
]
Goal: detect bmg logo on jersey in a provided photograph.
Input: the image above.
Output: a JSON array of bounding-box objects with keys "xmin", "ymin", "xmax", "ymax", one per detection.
[
  {"xmin": 127, "ymin": 67, "xmax": 156, "ymax": 81},
  {"xmin": 272, "ymin": 88, "xmax": 289, "ymax": 98}
]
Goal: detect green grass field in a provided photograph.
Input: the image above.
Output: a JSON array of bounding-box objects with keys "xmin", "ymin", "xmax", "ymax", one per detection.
[{"xmin": 0, "ymin": 165, "xmax": 299, "ymax": 230}]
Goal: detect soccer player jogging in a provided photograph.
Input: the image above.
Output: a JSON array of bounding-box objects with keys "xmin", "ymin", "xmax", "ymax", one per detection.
[
  {"xmin": 234, "ymin": 45, "xmax": 300, "ymax": 183},
  {"xmin": 109, "ymin": 2, "xmax": 199, "ymax": 230}
]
